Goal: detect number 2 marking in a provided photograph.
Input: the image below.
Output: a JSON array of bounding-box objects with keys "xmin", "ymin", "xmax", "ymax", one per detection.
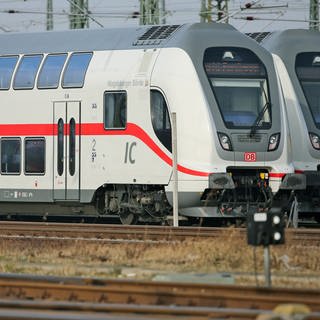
[{"xmin": 91, "ymin": 139, "xmax": 97, "ymax": 162}]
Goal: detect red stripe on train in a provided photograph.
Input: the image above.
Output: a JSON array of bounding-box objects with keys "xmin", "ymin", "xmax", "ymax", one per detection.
[
  {"xmin": 0, "ymin": 122, "xmax": 289, "ymax": 178},
  {"xmin": 81, "ymin": 123, "xmax": 210, "ymax": 176},
  {"xmin": 269, "ymin": 172, "xmax": 286, "ymax": 178},
  {"xmin": 0, "ymin": 122, "xmax": 210, "ymax": 177},
  {"xmin": 0, "ymin": 124, "xmax": 55, "ymax": 136}
]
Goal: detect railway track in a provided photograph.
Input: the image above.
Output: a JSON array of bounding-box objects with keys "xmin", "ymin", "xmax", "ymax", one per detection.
[
  {"xmin": 0, "ymin": 273, "xmax": 319, "ymax": 319},
  {"xmin": 0, "ymin": 223, "xmax": 319, "ymax": 318},
  {"xmin": 0, "ymin": 221, "xmax": 319, "ymax": 244}
]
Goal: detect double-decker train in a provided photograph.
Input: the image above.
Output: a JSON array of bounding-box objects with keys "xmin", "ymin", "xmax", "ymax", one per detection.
[
  {"xmin": 249, "ymin": 29, "xmax": 320, "ymax": 224},
  {"xmin": 0, "ymin": 23, "xmax": 303, "ymax": 224}
]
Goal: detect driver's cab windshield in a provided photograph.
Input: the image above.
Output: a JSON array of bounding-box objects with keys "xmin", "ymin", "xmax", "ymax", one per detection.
[
  {"xmin": 295, "ymin": 52, "xmax": 320, "ymax": 128},
  {"xmin": 204, "ymin": 47, "xmax": 271, "ymax": 129}
]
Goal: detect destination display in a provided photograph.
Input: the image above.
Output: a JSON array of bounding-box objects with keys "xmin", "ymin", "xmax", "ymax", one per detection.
[{"xmin": 204, "ymin": 62, "xmax": 266, "ymax": 77}]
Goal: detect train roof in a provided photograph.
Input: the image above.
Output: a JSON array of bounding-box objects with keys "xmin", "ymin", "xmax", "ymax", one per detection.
[
  {"xmin": 0, "ymin": 22, "xmax": 264, "ymax": 55},
  {"xmin": 251, "ymin": 29, "xmax": 320, "ymax": 56}
]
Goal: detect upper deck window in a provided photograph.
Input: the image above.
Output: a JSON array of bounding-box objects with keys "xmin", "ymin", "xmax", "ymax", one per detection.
[
  {"xmin": 0, "ymin": 56, "xmax": 18, "ymax": 90},
  {"xmin": 204, "ymin": 47, "xmax": 271, "ymax": 130},
  {"xmin": 62, "ymin": 52, "xmax": 92, "ymax": 88},
  {"xmin": 13, "ymin": 54, "xmax": 43, "ymax": 90},
  {"xmin": 38, "ymin": 53, "xmax": 67, "ymax": 89},
  {"xmin": 296, "ymin": 52, "xmax": 320, "ymax": 128}
]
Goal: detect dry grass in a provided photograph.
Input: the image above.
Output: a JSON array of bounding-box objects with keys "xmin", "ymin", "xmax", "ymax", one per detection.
[{"xmin": 0, "ymin": 229, "xmax": 319, "ymax": 288}]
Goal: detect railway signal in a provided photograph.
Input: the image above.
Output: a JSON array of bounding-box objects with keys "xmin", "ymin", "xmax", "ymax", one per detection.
[
  {"xmin": 247, "ymin": 212, "xmax": 285, "ymax": 246},
  {"xmin": 247, "ymin": 211, "xmax": 285, "ymax": 287}
]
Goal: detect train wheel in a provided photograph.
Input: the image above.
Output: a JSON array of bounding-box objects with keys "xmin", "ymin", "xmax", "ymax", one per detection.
[{"xmin": 119, "ymin": 210, "xmax": 138, "ymax": 225}]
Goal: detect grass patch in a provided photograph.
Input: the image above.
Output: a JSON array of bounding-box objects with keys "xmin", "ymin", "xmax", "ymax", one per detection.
[{"xmin": 0, "ymin": 234, "xmax": 318, "ymax": 288}]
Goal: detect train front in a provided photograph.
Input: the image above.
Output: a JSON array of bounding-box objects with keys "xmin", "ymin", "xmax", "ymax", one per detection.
[
  {"xmin": 261, "ymin": 29, "xmax": 320, "ymax": 222},
  {"xmin": 162, "ymin": 23, "xmax": 304, "ymax": 220}
]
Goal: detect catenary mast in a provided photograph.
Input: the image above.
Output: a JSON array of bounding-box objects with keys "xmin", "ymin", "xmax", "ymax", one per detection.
[
  {"xmin": 200, "ymin": 0, "xmax": 229, "ymax": 23},
  {"xmin": 309, "ymin": 0, "xmax": 319, "ymax": 30},
  {"xmin": 139, "ymin": 0, "xmax": 166, "ymax": 25},
  {"xmin": 69, "ymin": 0, "xmax": 89, "ymax": 29},
  {"xmin": 46, "ymin": 0, "xmax": 53, "ymax": 30}
]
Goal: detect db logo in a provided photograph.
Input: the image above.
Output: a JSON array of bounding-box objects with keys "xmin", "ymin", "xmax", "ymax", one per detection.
[{"xmin": 244, "ymin": 152, "xmax": 256, "ymax": 162}]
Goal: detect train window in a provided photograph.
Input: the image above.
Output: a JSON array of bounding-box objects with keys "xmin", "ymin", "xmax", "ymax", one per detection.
[
  {"xmin": 150, "ymin": 90, "xmax": 172, "ymax": 152},
  {"xmin": 104, "ymin": 91, "xmax": 127, "ymax": 129},
  {"xmin": 296, "ymin": 52, "xmax": 320, "ymax": 128},
  {"xmin": 62, "ymin": 52, "xmax": 92, "ymax": 88},
  {"xmin": 38, "ymin": 54, "xmax": 67, "ymax": 89},
  {"xmin": 25, "ymin": 138, "xmax": 45, "ymax": 175},
  {"xmin": 204, "ymin": 47, "xmax": 271, "ymax": 129},
  {"xmin": 0, "ymin": 56, "xmax": 18, "ymax": 90},
  {"xmin": 1, "ymin": 138, "xmax": 21, "ymax": 175},
  {"xmin": 13, "ymin": 54, "xmax": 43, "ymax": 90}
]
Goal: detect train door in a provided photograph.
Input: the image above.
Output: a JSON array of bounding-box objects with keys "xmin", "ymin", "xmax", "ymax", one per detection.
[{"xmin": 53, "ymin": 101, "xmax": 80, "ymax": 200}]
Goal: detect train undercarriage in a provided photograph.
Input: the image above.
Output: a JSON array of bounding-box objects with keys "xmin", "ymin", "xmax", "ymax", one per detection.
[
  {"xmin": 197, "ymin": 168, "xmax": 317, "ymax": 227},
  {"xmin": 0, "ymin": 170, "xmax": 319, "ymax": 227},
  {"xmin": 288, "ymin": 171, "xmax": 320, "ymax": 226},
  {"xmin": 94, "ymin": 184, "xmax": 171, "ymax": 225},
  {"xmin": 201, "ymin": 168, "xmax": 286, "ymax": 218}
]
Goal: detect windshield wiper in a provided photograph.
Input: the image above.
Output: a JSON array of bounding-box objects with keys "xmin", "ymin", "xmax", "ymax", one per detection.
[
  {"xmin": 250, "ymin": 83, "xmax": 271, "ymax": 136},
  {"xmin": 250, "ymin": 101, "xmax": 270, "ymax": 136}
]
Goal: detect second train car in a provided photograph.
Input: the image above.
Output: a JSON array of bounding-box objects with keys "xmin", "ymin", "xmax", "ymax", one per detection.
[
  {"xmin": 0, "ymin": 23, "xmax": 303, "ymax": 224},
  {"xmin": 257, "ymin": 29, "xmax": 320, "ymax": 224}
]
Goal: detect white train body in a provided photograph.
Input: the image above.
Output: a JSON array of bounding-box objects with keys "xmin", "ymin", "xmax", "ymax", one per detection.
[{"xmin": 0, "ymin": 23, "xmax": 303, "ymax": 223}]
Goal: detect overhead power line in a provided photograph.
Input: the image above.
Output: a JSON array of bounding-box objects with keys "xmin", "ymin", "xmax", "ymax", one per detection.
[
  {"xmin": 234, "ymin": 16, "xmax": 320, "ymax": 24},
  {"xmin": 215, "ymin": 0, "xmax": 263, "ymax": 24},
  {"xmin": 229, "ymin": 1, "xmax": 319, "ymax": 30},
  {"xmin": 0, "ymin": 1, "xmax": 317, "ymax": 32}
]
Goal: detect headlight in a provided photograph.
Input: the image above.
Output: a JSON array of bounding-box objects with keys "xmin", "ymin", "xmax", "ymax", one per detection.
[
  {"xmin": 309, "ymin": 132, "xmax": 320, "ymax": 150},
  {"xmin": 268, "ymin": 133, "xmax": 280, "ymax": 151},
  {"xmin": 218, "ymin": 132, "xmax": 233, "ymax": 151}
]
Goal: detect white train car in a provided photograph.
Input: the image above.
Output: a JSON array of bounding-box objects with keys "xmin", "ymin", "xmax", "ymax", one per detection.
[
  {"xmin": 0, "ymin": 23, "xmax": 303, "ymax": 224},
  {"xmin": 256, "ymin": 29, "xmax": 320, "ymax": 223}
]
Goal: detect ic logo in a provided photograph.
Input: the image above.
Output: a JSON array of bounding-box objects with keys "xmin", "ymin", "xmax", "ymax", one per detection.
[
  {"xmin": 244, "ymin": 152, "xmax": 256, "ymax": 162},
  {"xmin": 125, "ymin": 142, "xmax": 137, "ymax": 164}
]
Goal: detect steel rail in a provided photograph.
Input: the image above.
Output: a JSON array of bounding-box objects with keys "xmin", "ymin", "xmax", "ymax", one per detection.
[
  {"xmin": 0, "ymin": 303, "xmax": 319, "ymax": 320},
  {"xmin": 0, "ymin": 299, "xmax": 275, "ymax": 319},
  {"xmin": 0, "ymin": 273, "xmax": 319, "ymax": 312},
  {"xmin": 0, "ymin": 221, "xmax": 319, "ymax": 244}
]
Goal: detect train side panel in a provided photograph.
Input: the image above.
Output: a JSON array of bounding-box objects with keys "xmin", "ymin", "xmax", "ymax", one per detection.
[
  {"xmin": 76, "ymin": 49, "xmax": 173, "ymax": 202},
  {"xmin": 0, "ymin": 90, "xmax": 54, "ymax": 202}
]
